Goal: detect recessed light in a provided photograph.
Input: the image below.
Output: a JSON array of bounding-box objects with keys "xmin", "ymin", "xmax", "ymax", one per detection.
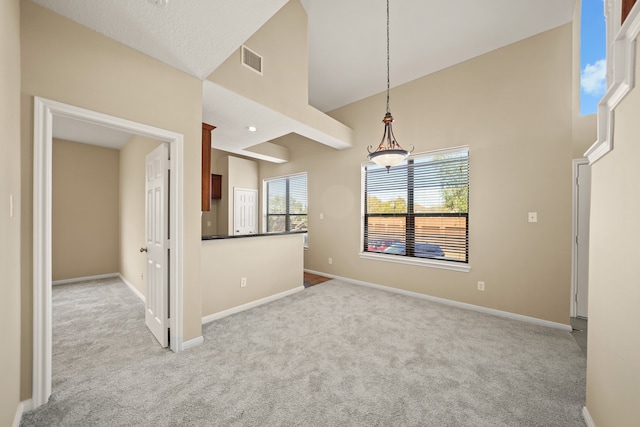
[
  {"xmin": 147, "ymin": 0, "xmax": 168, "ymax": 7},
  {"xmin": 246, "ymin": 126, "xmax": 258, "ymax": 132}
]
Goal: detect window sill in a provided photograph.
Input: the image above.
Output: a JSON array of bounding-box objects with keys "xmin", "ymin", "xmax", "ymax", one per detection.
[{"xmin": 359, "ymin": 252, "xmax": 471, "ymax": 273}]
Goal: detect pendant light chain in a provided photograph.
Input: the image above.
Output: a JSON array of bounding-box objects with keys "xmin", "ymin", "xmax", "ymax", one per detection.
[
  {"xmin": 386, "ymin": 0, "xmax": 391, "ymax": 114},
  {"xmin": 366, "ymin": 0, "xmax": 412, "ymax": 170}
]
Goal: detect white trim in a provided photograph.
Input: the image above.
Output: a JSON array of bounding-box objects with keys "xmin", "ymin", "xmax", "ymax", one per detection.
[
  {"xmin": 52, "ymin": 273, "xmax": 146, "ymax": 302},
  {"xmin": 262, "ymin": 172, "xmax": 307, "ymax": 234},
  {"xmin": 586, "ymin": 2, "xmax": 640, "ymax": 164},
  {"xmin": 13, "ymin": 400, "xmax": 32, "ymax": 427},
  {"xmin": 201, "ymin": 286, "xmax": 305, "ymax": 324},
  {"xmin": 169, "ymin": 135, "xmax": 185, "ymax": 352},
  {"xmin": 582, "ymin": 406, "xmax": 597, "ymax": 427},
  {"xmin": 32, "ymin": 97, "xmax": 52, "ymax": 408},
  {"xmin": 52, "ymin": 273, "xmax": 118, "ymax": 286},
  {"xmin": 359, "ymin": 252, "xmax": 471, "ymax": 273},
  {"xmin": 304, "ymin": 269, "xmax": 572, "ymax": 331},
  {"xmin": 360, "ymin": 145, "xmax": 470, "ymax": 272},
  {"xmin": 570, "ymin": 159, "xmax": 589, "ymax": 317},
  {"xmin": 181, "ymin": 335, "xmax": 204, "ymax": 350},
  {"xmin": 118, "ymin": 274, "xmax": 145, "ymax": 303},
  {"xmin": 32, "ymin": 96, "xmax": 186, "ymax": 409}
]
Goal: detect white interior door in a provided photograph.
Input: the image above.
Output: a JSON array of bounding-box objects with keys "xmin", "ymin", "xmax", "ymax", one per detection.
[
  {"xmin": 234, "ymin": 188, "xmax": 258, "ymax": 235},
  {"xmin": 576, "ymin": 162, "xmax": 591, "ymax": 318},
  {"xmin": 145, "ymin": 143, "xmax": 169, "ymax": 346}
]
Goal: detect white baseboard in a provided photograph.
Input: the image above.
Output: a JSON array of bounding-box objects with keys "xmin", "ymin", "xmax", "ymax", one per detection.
[
  {"xmin": 181, "ymin": 335, "xmax": 204, "ymax": 351},
  {"xmin": 52, "ymin": 273, "xmax": 118, "ymax": 286},
  {"xmin": 118, "ymin": 274, "xmax": 145, "ymax": 303},
  {"xmin": 14, "ymin": 399, "xmax": 32, "ymax": 427},
  {"xmin": 304, "ymin": 269, "xmax": 572, "ymax": 332},
  {"xmin": 582, "ymin": 407, "xmax": 596, "ymax": 427},
  {"xmin": 201, "ymin": 286, "xmax": 305, "ymax": 325}
]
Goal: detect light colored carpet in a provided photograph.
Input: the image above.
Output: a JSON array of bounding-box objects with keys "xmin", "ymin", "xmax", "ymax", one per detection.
[{"xmin": 21, "ymin": 277, "xmax": 586, "ymax": 426}]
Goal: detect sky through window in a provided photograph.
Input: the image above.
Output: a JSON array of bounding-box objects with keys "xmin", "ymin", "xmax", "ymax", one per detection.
[{"xmin": 580, "ymin": 0, "xmax": 607, "ymax": 115}]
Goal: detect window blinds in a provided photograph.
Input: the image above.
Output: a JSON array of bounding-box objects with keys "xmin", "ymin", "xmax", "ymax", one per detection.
[
  {"xmin": 364, "ymin": 147, "xmax": 469, "ymax": 263},
  {"xmin": 266, "ymin": 173, "xmax": 308, "ymax": 232}
]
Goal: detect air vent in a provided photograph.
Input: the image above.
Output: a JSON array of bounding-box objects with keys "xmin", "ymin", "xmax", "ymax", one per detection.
[{"xmin": 241, "ymin": 45, "xmax": 263, "ymax": 75}]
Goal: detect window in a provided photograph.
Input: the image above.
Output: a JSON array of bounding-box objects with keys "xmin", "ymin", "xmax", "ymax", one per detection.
[
  {"xmin": 579, "ymin": 0, "xmax": 607, "ymax": 115},
  {"xmin": 362, "ymin": 146, "xmax": 469, "ymax": 268},
  {"xmin": 585, "ymin": 0, "xmax": 639, "ymax": 163},
  {"xmin": 265, "ymin": 173, "xmax": 308, "ymax": 232}
]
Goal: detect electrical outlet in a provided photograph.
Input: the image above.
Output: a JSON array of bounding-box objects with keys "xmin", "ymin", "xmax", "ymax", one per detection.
[
  {"xmin": 328, "ymin": 258, "xmax": 333, "ymax": 265},
  {"xmin": 140, "ymin": 273, "xmax": 144, "ymax": 280},
  {"xmin": 528, "ymin": 212, "xmax": 537, "ymax": 223},
  {"xmin": 241, "ymin": 277, "xmax": 247, "ymax": 287},
  {"xmin": 477, "ymin": 281, "xmax": 485, "ymax": 291}
]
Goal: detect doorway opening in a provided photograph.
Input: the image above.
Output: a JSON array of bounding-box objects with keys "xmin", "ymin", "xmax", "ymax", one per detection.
[
  {"xmin": 571, "ymin": 158, "xmax": 591, "ymax": 319},
  {"xmin": 32, "ymin": 97, "xmax": 185, "ymax": 409}
]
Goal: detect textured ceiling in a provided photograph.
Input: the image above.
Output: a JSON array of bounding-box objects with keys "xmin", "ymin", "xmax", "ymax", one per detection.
[
  {"xmin": 31, "ymin": 0, "xmax": 289, "ymax": 79},
  {"xmin": 33, "ymin": 0, "xmax": 575, "ymax": 156}
]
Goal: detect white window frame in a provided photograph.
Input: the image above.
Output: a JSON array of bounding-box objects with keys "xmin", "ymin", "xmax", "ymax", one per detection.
[
  {"xmin": 359, "ymin": 146, "xmax": 471, "ymax": 273},
  {"xmin": 262, "ymin": 172, "xmax": 308, "ymax": 234},
  {"xmin": 586, "ymin": 0, "xmax": 640, "ymax": 163}
]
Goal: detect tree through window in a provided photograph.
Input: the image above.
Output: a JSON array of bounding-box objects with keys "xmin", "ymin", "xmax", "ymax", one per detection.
[
  {"xmin": 363, "ymin": 147, "xmax": 469, "ymax": 263},
  {"xmin": 266, "ymin": 173, "xmax": 308, "ymax": 232}
]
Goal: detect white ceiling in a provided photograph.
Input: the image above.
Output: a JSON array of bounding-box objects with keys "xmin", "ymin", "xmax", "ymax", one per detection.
[
  {"xmin": 53, "ymin": 115, "xmax": 133, "ymax": 149},
  {"xmin": 303, "ymin": 0, "xmax": 576, "ymax": 112},
  {"xmin": 33, "ymin": 0, "xmax": 575, "ymax": 154}
]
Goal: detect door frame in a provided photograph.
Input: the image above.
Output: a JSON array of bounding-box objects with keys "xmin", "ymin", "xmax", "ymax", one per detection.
[
  {"xmin": 571, "ymin": 158, "xmax": 589, "ymax": 317},
  {"xmin": 32, "ymin": 97, "xmax": 185, "ymax": 408}
]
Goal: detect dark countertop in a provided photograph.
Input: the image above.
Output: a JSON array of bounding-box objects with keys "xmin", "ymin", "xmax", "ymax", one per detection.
[{"xmin": 202, "ymin": 230, "xmax": 307, "ymax": 241}]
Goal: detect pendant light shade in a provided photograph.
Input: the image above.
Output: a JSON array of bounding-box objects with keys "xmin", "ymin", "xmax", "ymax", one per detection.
[
  {"xmin": 366, "ymin": 0, "xmax": 412, "ymax": 171},
  {"xmin": 367, "ymin": 112, "xmax": 410, "ymax": 169}
]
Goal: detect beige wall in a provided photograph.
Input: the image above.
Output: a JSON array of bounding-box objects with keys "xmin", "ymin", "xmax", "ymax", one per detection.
[
  {"xmin": 201, "ymin": 202, "xmax": 220, "ymax": 236},
  {"xmin": 209, "ymin": 0, "xmax": 352, "ymax": 148},
  {"xmin": 215, "ymin": 155, "xmax": 259, "ymax": 235},
  {"xmin": 201, "ymin": 147, "xmax": 228, "ymax": 236},
  {"xmin": 201, "ymin": 234, "xmax": 304, "ymax": 317},
  {"xmin": 261, "ymin": 24, "xmax": 574, "ymax": 325},
  {"xmin": 20, "ymin": 1, "xmax": 203, "ymax": 400},
  {"xmin": 216, "ymin": 154, "xmax": 230, "ymax": 236},
  {"xmin": 210, "ymin": 0, "xmax": 307, "ymax": 114},
  {"xmin": 573, "ymin": 114, "xmax": 597, "ymax": 158},
  {"xmin": 52, "ymin": 139, "xmax": 119, "ymax": 281},
  {"xmin": 586, "ymin": 41, "xmax": 640, "ymax": 426},
  {"xmin": 119, "ymin": 135, "xmax": 163, "ymax": 296},
  {"xmin": 0, "ymin": 0, "xmax": 21, "ymax": 423}
]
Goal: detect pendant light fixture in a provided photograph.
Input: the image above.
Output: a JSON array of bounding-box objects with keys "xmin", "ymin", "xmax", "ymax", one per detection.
[{"xmin": 367, "ymin": 0, "xmax": 413, "ymax": 172}]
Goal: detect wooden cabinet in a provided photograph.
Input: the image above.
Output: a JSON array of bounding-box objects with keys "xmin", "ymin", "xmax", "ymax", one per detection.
[
  {"xmin": 211, "ymin": 174, "xmax": 222, "ymax": 200},
  {"xmin": 202, "ymin": 122, "xmax": 216, "ymax": 211},
  {"xmin": 622, "ymin": 0, "xmax": 637, "ymax": 24}
]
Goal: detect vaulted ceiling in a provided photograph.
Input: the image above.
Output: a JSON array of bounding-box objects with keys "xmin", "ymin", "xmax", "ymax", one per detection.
[{"xmin": 34, "ymin": 0, "xmax": 576, "ymax": 156}]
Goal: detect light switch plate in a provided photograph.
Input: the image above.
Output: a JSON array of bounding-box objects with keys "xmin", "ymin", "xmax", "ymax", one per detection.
[{"xmin": 528, "ymin": 212, "xmax": 537, "ymax": 223}]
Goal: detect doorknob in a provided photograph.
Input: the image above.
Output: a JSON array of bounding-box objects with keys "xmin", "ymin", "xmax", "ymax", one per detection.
[{"xmin": 140, "ymin": 247, "xmax": 147, "ymax": 253}]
